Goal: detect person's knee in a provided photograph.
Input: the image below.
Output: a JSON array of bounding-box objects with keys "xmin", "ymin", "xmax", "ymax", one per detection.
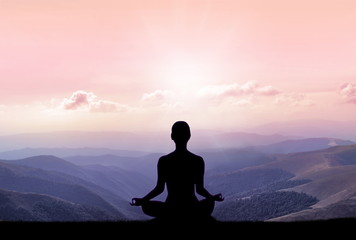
[
  {"xmin": 198, "ymin": 199, "xmax": 215, "ymax": 216},
  {"xmin": 141, "ymin": 201, "xmax": 166, "ymax": 218}
]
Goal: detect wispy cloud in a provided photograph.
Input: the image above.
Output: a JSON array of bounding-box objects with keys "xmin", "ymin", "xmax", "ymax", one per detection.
[
  {"xmin": 197, "ymin": 81, "xmax": 281, "ymax": 100},
  {"xmin": 141, "ymin": 89, "xmax": 175, "ymax": 102},
  {"xmin": 140, "ymin": 89, "xmax": 184, "ymax": 111},
  {"xmin": 274, "ymin": 93, "xmax": 315, "ymax": 107},
  {"xmin": 339, "ymin": 83, "xmax": 356, "ymax": 104},
  {"xmin": 60, "ymin": 90, "xmax": 130, "ymax": 112}
]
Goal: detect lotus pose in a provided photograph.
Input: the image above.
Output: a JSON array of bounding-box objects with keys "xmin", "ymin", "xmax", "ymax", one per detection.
[{"xmin": 131, "ymin": 121, "xmax": 224, "ymax": 220}]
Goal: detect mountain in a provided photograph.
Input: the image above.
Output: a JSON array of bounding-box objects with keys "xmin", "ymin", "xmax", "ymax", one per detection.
[
  {"xmin": 1, "ymin": 155, "xmax": 155, "ymax": 218},
  {"xmin": 269, "ymin": 197, "xmax": 356, "ymax": 222},
  {"xmin": 200, "ymin": 149, "xmax": 276, "ymax": 174},
  {"xmin": 206, "ymin": 144, "xmax": 356, "ymax": 221},
  {"xmin": 0, "ymin": 188, "xmax": 119, "ymax": 221},
  {"xmin": 8, "ymin": 155, "xmax": 86, "ymax": 176},
  {"xmin": 0, "ymin": 160, "xmax": 129, "ymax": 220},
  {"xmin": 213, "ymin": 191, "xmax": 318, "ymax": 221},
  {"xmin": 249, "ymin": 119, "xmax": 356, "ymax": 141},
  {"xmin": 1, "ymin": 135, "xmax": 356, "ymax": 221},
  {"xmin": 64, "ymin": 153, "xmax": 162, "ymax": 179},
  {"xmin": 211, "ymin": 132, "xmax": 298, "ymax": 149},
  {"xmin": 246, "ymin": 138, "xmax": 355, "ymax": 154},
  {"xmin": 64, "ymin": 149, "xmax": 276, "ymax": 179},
  {"xmin": 0, "ymin": 131, "xmax": 177, "ymax": 153},
  {"xmin": 0, "ymin": 147, "xmax": 149, "ymax": 160},
  {"xmin": 0, "ymin": 130, "xmax": 298, "ymax": 153},
  {"xmin": 255, "ymin": 145, "xmax": 356, "ymax": 220}
]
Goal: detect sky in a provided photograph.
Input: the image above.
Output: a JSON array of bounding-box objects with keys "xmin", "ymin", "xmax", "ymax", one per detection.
[{"xmin": 1, "ymin": 0, "xmax": 356, "ymax": 136}]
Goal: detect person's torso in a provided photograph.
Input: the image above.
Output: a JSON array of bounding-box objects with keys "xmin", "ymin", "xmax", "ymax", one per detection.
[{"xmin": 162, "ymin": 151, "xmax": 201, "ymax": 205}]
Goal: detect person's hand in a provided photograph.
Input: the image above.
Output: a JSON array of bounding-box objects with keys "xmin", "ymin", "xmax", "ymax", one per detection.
[
  {"xmin": 130, "ymin": 198, "xmax": 146, "ymax": 206},
  {"xmin": 212, "ymin": 193, "xmax": 224, "ymax": 202}
]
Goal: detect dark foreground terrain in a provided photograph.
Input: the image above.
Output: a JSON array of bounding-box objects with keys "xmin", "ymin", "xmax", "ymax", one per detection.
[{"xmin": 1, "ymin": 218, "xmax": 355, "ymax": 238}]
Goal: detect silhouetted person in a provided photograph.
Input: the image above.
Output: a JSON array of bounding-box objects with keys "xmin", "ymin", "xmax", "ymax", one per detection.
[{"xmin": 131, "ymin": 121, "xmax": 224, "ymax": 221}]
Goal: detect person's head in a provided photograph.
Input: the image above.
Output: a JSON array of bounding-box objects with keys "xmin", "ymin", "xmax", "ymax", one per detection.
[{"xmin": 171, "ymin": 121, "xmax": 191, "ymax": 145}]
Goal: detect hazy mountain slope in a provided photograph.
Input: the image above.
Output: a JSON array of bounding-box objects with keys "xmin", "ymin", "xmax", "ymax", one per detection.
[
  {"xmin": 0, "ymin": 131, "xmax": 142, "ymax": 152},
  {"xmin": 287, "ymin": 165, "xmax": 356, "ymax": 208},
  {"xmin": 249, "ymin": 119, "xmax": 356, "ymax": 141},
  {"xmin": 214, "ymin": 191, "xmax": 317, "ymax": 221},
  {"xmin": 246, "ymin": 138, "xmax": 355, "ymax": 154},
  {"xmin": 255, "ymin": 145, "xmax": 356, "ymax": 177},
  {"xmin": 64, "ymin": 153, "xmax": 162, "ymax": 179},
  {"xmin": 0, "ymin": 161, "xmax": 126, "ymax": 219},
  {"xmin": 0, "ymin": 130, "xmax": 297, "ymax": 153},
  {"xmin": 269, "ymin": 197, "xmax": 356, "ymax": 222},
  {"xmin": 1, "ymin": 155, "xmax": 153, "ymax": 219},
  {"xmin": 80, "ymin": 164, "xmax": 153, "ymax": 201},
  {"xmin": 209, "ymin": 144, "xmax": 356, "ymax": 221},
  {"xmin": 0, "ymin": 147, "xmax": 148, "ymax": 160},
  {"xmin": 207, "ymin": 168, "xmax": 296, "ymax": 197},
  {"xmin": 9, "ymin": 155, "xmax": 86, "ymax": 177},
  {"xmin": 247, "ymin": 145, "xmax": 356, "ymax": 220},
  {"xmin": 201, "ymin": 149, "xmax": 276, "ymax": 175},
  {"xmin": 260, "ymin": 144, "xmax": 356, "ymax": 177},
  {"xmin": 206, "ymin": 167, "xmax": 315, "ymax": 221},
  {"xmin": 5, "ymin": 155, "xmax": 153, "ymax": 200},
  {"xmin": 196, "ymin": 132, "xmax": 298, "ymax": 149},
  {"xmin": 64, "ymin": 154, "xmax": 138, "ymax": 168},
  {"xmin": 0, "ymin": 188, "xmax": 120, "ymax": 221}
]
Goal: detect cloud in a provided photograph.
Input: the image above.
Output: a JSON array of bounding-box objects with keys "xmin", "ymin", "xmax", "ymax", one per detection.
[
  {"xmin": 198, "ymin": 81, "xmax": 281, "ymax": 100},
  {"xmin": 61, "ymin": 90, "xmax": 96, "ymax": 110},
  {"xmin": 141, "ymin": 90, "xmax": 174, "ymax": 102},
  {"xmin": 274, "ymin": 93, "xmax": 315, "ymax": 107},
  {"xmin": 339, "ymin": 83, "xmax": 356, "ymax": 104},
  {"xmin": 231, "ymin": 98, "xmax": 254, "ymax": 107},
  {"xmin": 90, "ymin": 100, "xmax": 129, "ymax": 112},
  {"xmin": 256, "ymin": 85, "xmax": 281, "ymax": 96},
  {"xmin": 61, "ymin": 90, "xmax": 130, "ymax": 112}
]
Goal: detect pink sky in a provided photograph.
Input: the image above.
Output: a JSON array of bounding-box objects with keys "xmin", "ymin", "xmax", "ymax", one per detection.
[{"xmin": 1, "ymin": 0, "xmax": 356, "ymax": 136}]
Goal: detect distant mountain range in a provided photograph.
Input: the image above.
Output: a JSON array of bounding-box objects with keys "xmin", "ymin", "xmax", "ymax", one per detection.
[
  {"xmin": 245, "ymin": 137, "xmax": 355, "ymax": 154},
  {"xmin": 0, "ymin": 135, "xmax": 356, "ymax": 221},
  {"xmin": 0, "ymin": 156, "xmax": 151, "ymax": 221},
  {"xmin": 208, "ymin": 144, "xmax": 356, "ymax": 221},
  {"xmin": 249, "ymin": 119, "xmax": 356, "ymax": 140},
  {"xmin": 0, "ymin": 147, "xmax": 150, "ymax": 160},
  {"xmin": 265, "ymin": 144, "xmax": 356, "ymax": 221},
  {"xmin": 0, "ymin": 130, "xmax": 298, "ymax": 152}
]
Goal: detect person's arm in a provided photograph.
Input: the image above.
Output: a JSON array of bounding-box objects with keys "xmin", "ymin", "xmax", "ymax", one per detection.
[
  {"xmin": 195, "ymin": 157, "xmax": 224, "ymax": 201},
  {"xmin": 131, "ymin": 157, "xmax": 165, "ymax": 206},
  {"xmin": 142, "ymin": 158, "xmax": 165, "ymax": 200},
  {"xmin": 195, "ymin": 157, "xmax": 213, "ymax": 198}
]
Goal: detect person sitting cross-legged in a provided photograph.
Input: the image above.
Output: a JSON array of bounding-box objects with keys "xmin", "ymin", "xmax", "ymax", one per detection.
[{"xmin": 130, "ymin": 121, "xmax": 224, "ymax": 221}]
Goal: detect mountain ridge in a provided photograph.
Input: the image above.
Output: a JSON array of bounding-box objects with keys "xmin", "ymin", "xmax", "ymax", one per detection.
[
  {"xmin": 1, "ymin": 137, "xmax": 356, "ymax": 221},
  {"xmin": 0, "ymin": 160, "xmax": 129, "ymax": 219},
  {"xmin": 0, "ymin": 188, "xmax": 120, "ymax": 221},
  {"xmin": 245, "ymin": 137, "xmax": 355, "ymax": 154}
]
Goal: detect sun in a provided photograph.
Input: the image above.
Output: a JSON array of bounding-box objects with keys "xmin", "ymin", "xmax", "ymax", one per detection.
[{"xmin": 157, "ymin": 55, "xmax": 218, "ymax": 93}]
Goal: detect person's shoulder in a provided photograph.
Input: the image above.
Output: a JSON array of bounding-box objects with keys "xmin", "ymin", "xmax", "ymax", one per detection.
[
  {"xmin": 158, "ymin": 152, "xmax": 174, "ymax": 162},
  {"xmin": 188, "ymin": 151, "xmax": 204, "ymax": 161}
]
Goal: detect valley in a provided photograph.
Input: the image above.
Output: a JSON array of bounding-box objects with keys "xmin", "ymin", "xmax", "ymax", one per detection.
[{"xmin": 0, "ymin": 136, "xmax": 355, "ymax": 221}]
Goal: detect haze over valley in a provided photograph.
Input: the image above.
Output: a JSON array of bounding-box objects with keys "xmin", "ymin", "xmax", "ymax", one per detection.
[{"xmin": 1, "ymin": 128, "xmax": 356, "ymax": 222}]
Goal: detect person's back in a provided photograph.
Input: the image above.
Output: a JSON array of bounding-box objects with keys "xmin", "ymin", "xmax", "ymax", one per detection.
[
  {"xmin": 131, "ymin": 121, "xmax": 224, "ymax": 220},
  {"xmin": 159, "ymin": 150, "xmax": 203, "ymax": 206}
]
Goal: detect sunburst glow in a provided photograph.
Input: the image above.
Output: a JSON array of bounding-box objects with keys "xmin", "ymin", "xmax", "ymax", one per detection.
[{"xmin": 0, "ymin": 0, "xmax": 356, "ymax": 137}]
